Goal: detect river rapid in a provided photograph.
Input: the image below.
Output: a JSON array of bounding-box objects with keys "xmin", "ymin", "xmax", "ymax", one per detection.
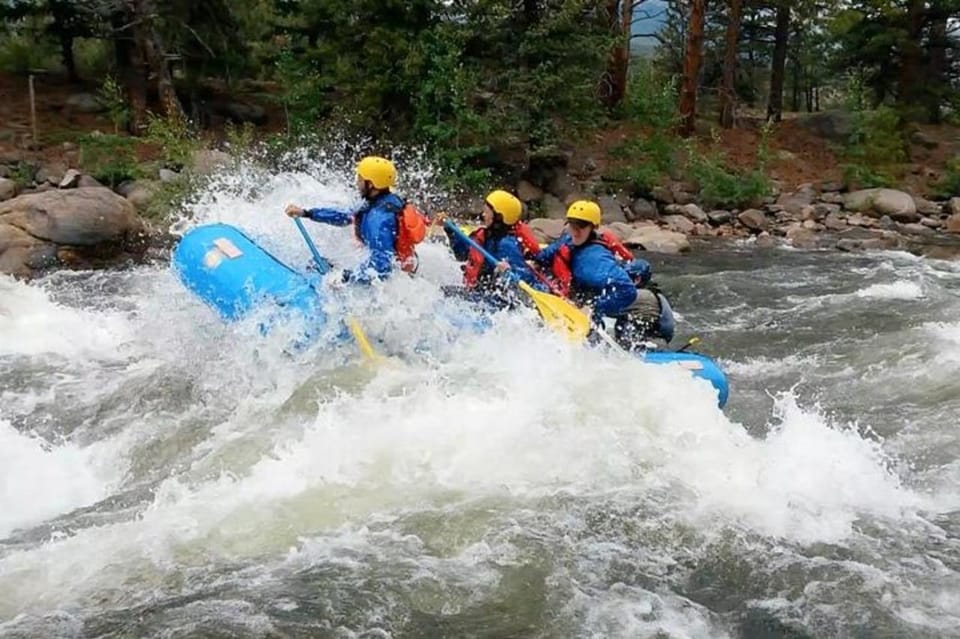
[{"xmin": 1, "ymin": 157, "xmax": 959, "ymax": 638}]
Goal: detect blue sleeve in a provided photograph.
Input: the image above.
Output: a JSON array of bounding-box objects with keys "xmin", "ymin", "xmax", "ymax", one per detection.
[
  {"xmin": 534, "ymin": 235, "xmax": 570, "ymax": 266},
  {"xmin": 444, "ymin": 226, "xmax": 475, "ymax": 262},
  {"xmin": 500, "ymin": 238, "xmax": 530, "ymax": 271},
  {"xmin": 593, "ymin": 282, "xmax": 637, "ymax": 320},
  {"xmin": 306, "ymin": 207, "xmax": 353, "ymax": 226},
  {"xmin": 344, "ymin": 207, "xmax": 397, "ymax": 284}
]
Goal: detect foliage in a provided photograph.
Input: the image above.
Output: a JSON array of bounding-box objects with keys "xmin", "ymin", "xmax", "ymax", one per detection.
[
  {"xmin": 78, "ymin": 133, "xmax": 139, "ymax": 187},
  {"xmin": 683, "ymin": 124, "xmax": 773, "ymax": 209},
  {"xmin": 97, "ymin": 75, "xmax": 128, "ymax": 134},
  {"xmin": 144, "ymin": 113, "xmax": 201, "ymax": 170},
  {"xmin": 840, "ymin": 106, "xmax": 907, "ymax": 189}
]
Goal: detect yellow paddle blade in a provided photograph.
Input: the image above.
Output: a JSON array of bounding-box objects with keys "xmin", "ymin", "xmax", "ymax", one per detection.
[
  {"xmin": 517, "ymin": 281, "xmax": 591, "ymax": 342},
  {"xmin": 346, "ymin": 316, "xmax": 380, "ymax": 362}
]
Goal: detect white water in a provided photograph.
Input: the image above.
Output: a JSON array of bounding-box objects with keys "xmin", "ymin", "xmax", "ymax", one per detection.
[{"xmin": 1, "ymin": 156, "xmax": 958, "ymax": 637}]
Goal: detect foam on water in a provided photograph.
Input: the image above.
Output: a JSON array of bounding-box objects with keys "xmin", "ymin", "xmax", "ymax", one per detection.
[{"xmin": 1, "ymin": 153, "xmax": 955, "ymax": 635}]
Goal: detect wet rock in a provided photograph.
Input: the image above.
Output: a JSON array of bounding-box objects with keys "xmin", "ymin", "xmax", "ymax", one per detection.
[
  {"xmin": 0, "ymin": 187, "xmax": 147, "ymax": 276},
  {"xmin": 755, "ymin": 231, "xmax": 777, "ymax": 248},
  {"xmin": 786, "ymin": 225, "xmax": 819, "ymax": 249},
  {"xmin": 737, "ymin": 209, "xmax": 768, "ymax": 232},
  {"xmin": 899, "ymin": 222, "xmax": 936, "ymax": 236}
]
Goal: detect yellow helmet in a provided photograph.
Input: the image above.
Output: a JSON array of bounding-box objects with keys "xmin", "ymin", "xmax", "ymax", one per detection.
[
  {"xmin": 356, "ymin": 156, "xmax": 397, "ymax": 190},
  {"xmin": 566, "ymin": 200, "xmax": 602, "ymax": 226},
  {"xmin": 485, "ymin": 189, "xmax": 523, "ymax": 225}
]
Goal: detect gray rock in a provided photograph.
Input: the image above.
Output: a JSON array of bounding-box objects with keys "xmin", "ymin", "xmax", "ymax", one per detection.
[
  {"xmin": 541, "ymin": 194, "xmax": 567, "ymax": 219},
  {"xmin": 516, "ymin": 180, "xmax": 543, "ymax": 203},
  {"xmin": 0, "ymin": 224, "xmax": 56, "ymax": 277},
  {"xmin": 819, "ymin": 180, "xmax": 844, "ymax": 193},
  {"xmin": 899, "ymin": 222, "xmax": 936, "ymax": 236},
  {"xmin": 623, "ymin": 226, "xmax": 690, "ymax": 254},
  {"xmin": 777, "ymin": 187, "xmax": 817, "ymax": 216},
  {"xmin": 36, "ymin": 164, "xmax": 65, "ymax": 186},
  {"xmin": 59, "ymin": 169, "xmax": 81, "ymax": 189},
  {"xmin": 801, "ymin": 219, "xmax": 820, "ymax": 230},
  {"xmin": 628, "ymin": 197, "xmax": 658, "ymax": 221},
  {"xmin": 77, "ymin": 175, "xmax": 103, "ymax": 188},
  {"xmin": 837, "ymin": 226, "xmax": 884, "ymax": 241},
  {"xmin": 159, "ymin": 168, "xmax": 180, "ymax": 183},
  {"xmin": 786, "ymin": 226, "xmax": 819, "ymax": 249},
  {"xmin": 820, "ymin": 192, "xmax": 845, "ymax": 205},
  {"xmin": 650, "ymin": 186, "xmax": 674, "ymax": 205},
  {"xmin": 671, "ymin": 190, "xmax": 696, "ymax": 206},
  {"xmin": 121, "ymin": 181, "xmax": 158, "ymax": 210},
  {"xmin": 598, "ymin": 195, "xmax": 627, "ymax": 224},
  {"xmin": 707, "ymin": 210, "xmax": 732, "ymax": 225},
  {"xmin": 947, "ymin": 214, "xmax": 960, "ymax": 234},
  {"xmin": 528, "ymin": 217, "xmax": 565, "ymax": 242},
  {"xmin": 0, "ymin": 178, "xmax": 16, "ymax": 201},
  {"xmin": 824, "ymin": 212, "xmax": 847, "ymax": 231},
  {"xmin": 912, "ymin": 196, "xmax": 942, "ymax": 216},
  {"xmin": 679, "ymin": 203, "xmax": 708, "ymax": 224},
  {"xmin": 948, "ymin": 198, "xmax": 960, "ymax": 217},
  {"xmin": 662, "ymin": 214, "xmax": 695, "ymax": 234},
  {"xmin": 601, "ymin": 222, "xmax": 634, "ymax": 241},
  {"xmin": 920, "ymin": 216, "xmax": 942, "ymax": 229},
  {"xmin": 844, "ymin": 188, "xmax": 919, "ymax": 222},
  {"xmin": 755, "ymin": 231, "xmax": 777, "ymax": 248},
  {"xmin": 737, "ymin": 209, "xmax": 768, "ymax": 232}
]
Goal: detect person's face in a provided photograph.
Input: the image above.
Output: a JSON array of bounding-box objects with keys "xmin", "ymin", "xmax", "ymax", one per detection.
[
  {"xmin": 356, "ymin": 176, "xmax": 369, "ymax": 197},
  {"xmin": 567, "ymin": 219, "xmax": 592, "ymax": 245},
  {"xmin": 481, "ymin": 203, "xmax": 495, "ymax": 226}
]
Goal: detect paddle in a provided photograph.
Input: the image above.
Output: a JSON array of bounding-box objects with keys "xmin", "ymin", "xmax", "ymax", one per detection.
[
  {"xmin": 292, "ymin": 216, "xmax": 381, "ymax": 362},
  {"xmin": 442, "ymin": 219, "xmax": 592, "ymax": 342}
]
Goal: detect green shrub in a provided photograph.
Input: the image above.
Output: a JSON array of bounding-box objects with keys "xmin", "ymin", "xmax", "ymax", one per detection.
[
  {"xmin": 144, "ymin": 112, "xmax": 200, "ymax": 170},
  {"xmin": 78, "ymin": 133, "xmax": 139, "ymax": 187}
]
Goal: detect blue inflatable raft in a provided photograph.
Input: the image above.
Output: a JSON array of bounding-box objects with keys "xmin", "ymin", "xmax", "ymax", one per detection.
[{"xmin": 172, "ymin": 223, "xmax": 729, "ymax": 408}]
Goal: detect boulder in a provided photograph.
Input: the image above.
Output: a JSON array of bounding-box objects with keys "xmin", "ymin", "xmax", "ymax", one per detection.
[
  {"xmin": 650, "ymin": 186, "xmax": 674, "ymax": 205},
  {"xmin": 159, "ymin": 168, "xmax": 180, "ymax": 183},
  {"xmin": 912, "ymin": 196, "xmax": 942, "ymax": 217},
  {"xmin": 737, "ymin": 209, "xmax": 768, "ymax": 232},
  {"xmin": 843, "ymin": 188, "xmax": 919, "ymax": 222},
  {"xmin": 0, "ymin": 187, "xmax": 147, "ymax": 276},
  {"xmin": 516, "ymin": 180, "xmax": 543, "ymax": 203},
  {"xmin": 77, "ymin": 175, "xmax": 103, "ymax": 188},
  {"xmin": 755, "ymin": 232, "xmax": 777, "ymax": 248},
  {"xmin": 598, "ymin": 195, "xmax": 627, "ymax": 224},
  {"xmin": 0, "ymin": 178, "xmax": 16, "ymax": 201},
  {"xmin": 948, "ymin": 198, "xmax": 960, "ymax": 217},
  {"xmin": 777, "ymin": 186, "xmax": 817, "ymax": 216},
  {"xmin": 946, "ymin": 214, "xmax": 960, "ymax": 234},
  {"xmin": 707, "ymin": 210, "xmax": 732, "ymax": 226},
  {"xmin": 601, "ymin": 222, "xmax": 634, "ymax": 242},
  {"xmin": 786, "ymin": 226, "xmax": 819, "ymax": 249},
  {"xmin": 121, "ymin": 181, "xmax": 158, "ymax": 210},
  {"xmin": 678, "ymin": 203, "xmax": 708, "ymax": 224},
  {"xmin": 662, "ymin": 214, "xmax": 695, "ymax": 234},
  {"xmin": 899, "ymin": 222, "xmax": 936, "ymax": 236},
  {"xmin": 920, "ymin": 216, "xmax": 942, "ymax": 229},
  {"xmin": 528, "ymin": 217, "xmax": 565, "ymax": 243},
  {"xmin": 59, "ymin": 169, "xmax": 82, "ymax": 189},
  {"xmin": 540, "ymin": 193, "xmax": 566, "ymax": 219},
  {"xmin": 823, "ymin": 212, "xmax": 847, "ymax": 231},
  {"xmin": 628, "ymin": 197, "xmax": 658, "ymax": 221},
  {"xmin": 623, "ymin": 226, "xmax": 690, "ymax": 254}
]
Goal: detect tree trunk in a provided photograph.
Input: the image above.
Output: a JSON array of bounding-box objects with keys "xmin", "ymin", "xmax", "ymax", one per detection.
[
  {"xmin": 766, "ymin": 1, "xmax": 789, "ymax": 122},
  {"xmin": 128, "ymin": 0, "xmax": 185, "ymax": 122},
  {"xmin": 791, "ymin": 56, "xmax": 800, "ymax": 112},
  {"xmin": 112, "ymin": 11, "xmax": 148, "ymax": 132},
  {"xmin": 679, "ymin": 0, "xmax": 707, "ymax": 137},
  {"xmin": 602, "ymin": 0, "xmax": 631, "ymax": 108},
  {"xmin": 718, "ymin": 0, "xmax": 742, "ymax": 128},
  {"xmin": 927, "ymin": 14, "xmax": 947, "ymax": 123},
  {"xmin": 899, "ymin": 0, "xmax": 926, "ymax": 117}
]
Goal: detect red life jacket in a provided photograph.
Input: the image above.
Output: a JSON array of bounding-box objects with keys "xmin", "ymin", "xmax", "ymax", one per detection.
[
  {"xmin": 550, "ymin": 230, "xmax": 633, "ymax": 296},
  {"xmin": 353, "ymin": 198, "xmax": 429, "ymax": 274},
  {"xmin": 463, "ymin": 222, "xmax": 541, "ymax": 287}
]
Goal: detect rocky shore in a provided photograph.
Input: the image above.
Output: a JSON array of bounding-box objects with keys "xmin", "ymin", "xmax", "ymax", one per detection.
[{"xmin": 4, "ymin": 150, "xmax": 960, "ymax": 279}]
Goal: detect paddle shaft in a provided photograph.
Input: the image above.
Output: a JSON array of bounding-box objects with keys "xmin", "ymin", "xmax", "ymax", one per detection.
[{"xmin": 293, "ymin": 217, "xmax": 330, "ymax": 274}]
